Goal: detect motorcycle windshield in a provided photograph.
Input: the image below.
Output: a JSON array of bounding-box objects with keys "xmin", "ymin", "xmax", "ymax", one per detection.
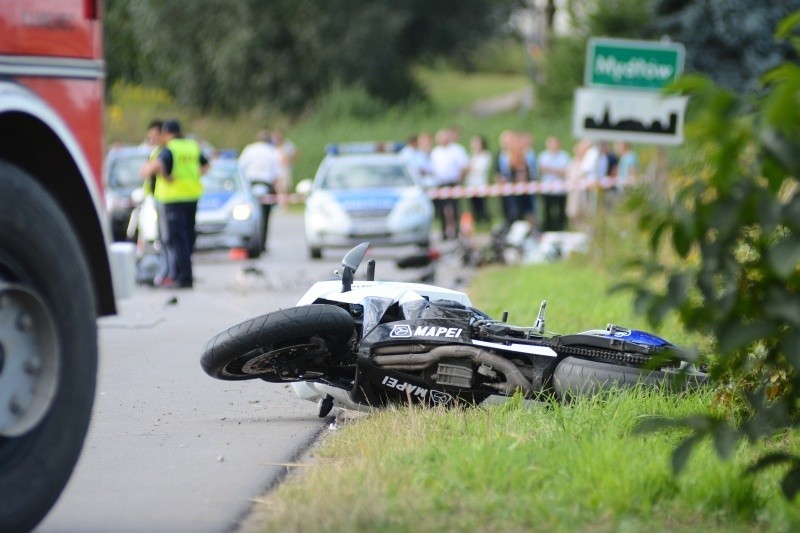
[
  {"xmin": 362, "ymin": 296, "xmax": 396, "ymax": 338},
  {"xmin": 400, "ymin": 299, "xmax": 476, "ymax": 321}
]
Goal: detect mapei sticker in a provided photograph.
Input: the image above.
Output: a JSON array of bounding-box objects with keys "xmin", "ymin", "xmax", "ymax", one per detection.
[
  {"xmin": 381, "ymin": 376, "xmax": 454, "ymax": 405},
  {"xmin": 390, "ymin": 325, "xmax": 412, "ymax": 338},
  {"xmin": 389, "ymin": 325, "xmax": 463, "ymax": 339},
  {"xmin": 429, "ymin": 390, "xmax": 453, "ymax": 406}
]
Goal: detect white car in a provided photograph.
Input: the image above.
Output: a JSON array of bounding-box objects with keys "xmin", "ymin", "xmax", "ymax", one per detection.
[{"xmin": 303, "ymin": 143, "xmax": 434, "ymax": 259}]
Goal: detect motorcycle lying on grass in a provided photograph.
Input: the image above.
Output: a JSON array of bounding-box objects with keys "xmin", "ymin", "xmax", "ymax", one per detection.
[{"xmin": 201, "ymin": 243, "xmax": 707, "ymax": 416}]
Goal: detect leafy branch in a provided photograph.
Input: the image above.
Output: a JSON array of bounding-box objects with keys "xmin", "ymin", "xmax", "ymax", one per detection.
[{"xmin": 624, "ymin": 10, "xmax": 800, "ymax": 498}]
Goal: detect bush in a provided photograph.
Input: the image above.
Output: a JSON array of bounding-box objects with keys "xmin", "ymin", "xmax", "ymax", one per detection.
[{"xmin": 622, "ymin": 11, "xmax": 800, "ymax": 498}]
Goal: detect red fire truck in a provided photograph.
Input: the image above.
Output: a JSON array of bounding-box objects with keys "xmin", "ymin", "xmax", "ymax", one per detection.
[{"xmin": 0, "ymin": 2, "xmax": 115, "ymax": 530}]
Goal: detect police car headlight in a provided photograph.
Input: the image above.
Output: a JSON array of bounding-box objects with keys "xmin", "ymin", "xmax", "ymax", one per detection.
[
  {"xmin": 232, "ymin": 203, "xmax": 252, "ymax": 221},
  {"xmin": 396, "ymin": 200, "xmax": 427, "ymax": 217},
  {"xmin": 309, "ymin": 200, "xmax": 344, "ymax": 220}
]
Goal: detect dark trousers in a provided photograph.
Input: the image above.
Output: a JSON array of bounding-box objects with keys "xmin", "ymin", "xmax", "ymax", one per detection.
[
  {"xmin": 257, "ymin": 183, "xmax": 275, "ymax": 251},
  {"xmin": 542, "ymin": 194, "xmax": 567, "ymax": 232},
  {"xmin": 469, "ymin": 197, "xmax": 490, "ymax": 223},
  {"xmin": 502, "ymin": 193, "xmax": 536, "ymax": 226},
  {"xmin": 434, "ymin": 197, "xmax": 460, "ymax": 239},
  {"xmin": 164, "ymin": 201, "xmax": 197, "ymax": 286}
]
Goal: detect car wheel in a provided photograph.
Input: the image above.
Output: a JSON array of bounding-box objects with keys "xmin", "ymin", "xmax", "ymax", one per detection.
[
  {"xmin": 310, "ymin": 247, "xmax": 322, "ymax": 260},
  {"xmin": 0, "ymin": 161, "xmax": 98, "ymax": 531}
]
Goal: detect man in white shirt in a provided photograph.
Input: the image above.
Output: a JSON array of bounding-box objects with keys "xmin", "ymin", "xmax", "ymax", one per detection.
[
  {"xmin": 430, "ymin": 128, "xmax": 468, "ymax": 239},
  {"xmin": 239, "ymin": 130, "xmax": 282, "ymax": 252}
]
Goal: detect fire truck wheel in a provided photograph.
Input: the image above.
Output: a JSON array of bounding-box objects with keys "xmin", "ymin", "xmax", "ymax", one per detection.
[{"xmin": 0, "ymin": 161, "xmax": 98, "ymax": 532}]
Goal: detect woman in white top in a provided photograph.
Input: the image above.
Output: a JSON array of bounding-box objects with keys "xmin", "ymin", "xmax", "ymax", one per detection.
[{"xmin": 465, "ymin": 135, "xmax": 492, "ymax": 223}]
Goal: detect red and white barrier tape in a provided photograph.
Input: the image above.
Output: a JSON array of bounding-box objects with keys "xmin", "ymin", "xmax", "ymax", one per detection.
[{"xmin": 258, "ymin": 176, "xmax": 632, "ymax": 205}]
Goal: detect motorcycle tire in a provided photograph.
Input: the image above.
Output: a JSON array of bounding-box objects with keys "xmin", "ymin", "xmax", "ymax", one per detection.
[
  {"xmin": 201, "ymin": 304, "xmax": 354, "ymax": 381},
  {"xmin": 553, "ymin": 356, "xmax": 705, "ymax": 400}
]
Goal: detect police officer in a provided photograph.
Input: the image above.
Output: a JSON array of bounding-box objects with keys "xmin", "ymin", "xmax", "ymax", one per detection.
[{"xmin": 148, "ymin": 119, "xmax": 208, "ymax": 288}]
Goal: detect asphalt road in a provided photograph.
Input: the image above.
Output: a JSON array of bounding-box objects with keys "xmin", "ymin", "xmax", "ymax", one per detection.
[{"xmin": 37, "ymin": 208, "xmax": 465, "ymax": 533}]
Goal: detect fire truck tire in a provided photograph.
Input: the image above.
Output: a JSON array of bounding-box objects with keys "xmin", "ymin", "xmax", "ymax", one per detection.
[{"xmin": 0, "ymin": 161, "xmax": 98, "ymax": 532}]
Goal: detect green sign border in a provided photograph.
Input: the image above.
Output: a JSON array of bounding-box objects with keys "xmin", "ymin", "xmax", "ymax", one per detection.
[{"xmin": 585, "ymin": 37, "xmax": 685, "ymax": 91}]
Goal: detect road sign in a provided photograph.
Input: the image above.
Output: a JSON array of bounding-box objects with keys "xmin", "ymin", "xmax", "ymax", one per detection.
[
  {"xmin": 572, "ymin": 87, "xmax": 688, "ymax": 145},
  {"xmin": 585, "ymin": 37, "xmax": 685, "ymax": 90}
]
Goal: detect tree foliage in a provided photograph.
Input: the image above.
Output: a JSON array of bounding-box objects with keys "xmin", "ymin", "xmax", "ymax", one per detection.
[
  {"xmin": 625, "ymin": 11, "xmax": 800, "ymax": 499},
  {"xmin": 535, "ymin": 0, "xmax": 657, "ymax": 112},
  {"xmin": 654, "ymin": 0, "xmax": 800, "ymax": 94},
  {"xmin": 104, "ymin": 0, "xmax": 522, "ymax": 113}
]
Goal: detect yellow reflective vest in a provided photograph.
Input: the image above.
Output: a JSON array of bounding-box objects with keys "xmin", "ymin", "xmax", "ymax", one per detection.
[{"xmin": 154, "ymin": 138, "xmax": 204, "ymax": 203}]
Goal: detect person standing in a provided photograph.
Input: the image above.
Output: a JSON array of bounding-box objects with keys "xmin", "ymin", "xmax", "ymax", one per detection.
[
  {"xmin": 520, "ymin": 131, "xmax": 538, "ymax": 226},
  {"xmin": 430, "ymin": 128, "xmax": 468, "ymax": 240},
  {"xmin": 239, "ymin": 130, "xmax": 282, "ymax": 252},
  {"xmin": 148, "ymin": 119, "xmax": 207, "ymax": 288},
  {"xmin": 271, "ymin": 128, "xmax": 298, "ymax": 199},
  {"xmin": 580, "ymin": 140, "xmax": 601, "ymax": 219},
  {"xmin": 138, "ymin": 119, "xmax": 172, "ymax": 285},
  {"xmin": 537, "ymin": 136, "xmax": 570, "ymax": 231},
  {"xmin": 496, "ymin": 132, "xmax": 535, "ymax": 227},
  {"xmin": 401, "ymin": 133, "xmax": 434, "ymax": 187},
  {"xmin": 566, "ymin": 140, "xmax": 589, "ymax": 230},
  {"xmin": 465, "ymin": 134, "xmax": 492, "ymax": 224},
  {"xmin": 494, "ymin": 130, "xmax": 515, "ymax": 226},
  {"xmin": 614, "ymin": 141, "xmax": 639, "ymax": 190}
]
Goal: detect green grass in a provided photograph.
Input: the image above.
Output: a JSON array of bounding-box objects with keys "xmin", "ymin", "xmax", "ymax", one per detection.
[
  {"xmin": 414, "ymin": 66, "xmax": 530, "ymax": 110},
  {"xmin": 468, "ymin": 259, "xmax": 698, "ymax": 349},
  {"xmin": 260, "ymin": 390, "xmax": 800, "ymax": 532}
]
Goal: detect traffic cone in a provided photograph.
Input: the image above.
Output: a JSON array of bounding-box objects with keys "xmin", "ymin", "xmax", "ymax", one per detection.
[
  {"xmin": 229, "ymin": 247, "xmax": 249, "ymax": 260},
  {"xmin": 459, "ymin": 211, "xmax": 475, "ymax": 239}
]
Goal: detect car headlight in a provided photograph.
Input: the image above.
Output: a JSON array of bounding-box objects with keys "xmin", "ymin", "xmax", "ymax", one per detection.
[
  {"xmin": 308, "ymin": 198, "xmax": 346, "ymax": 221},
  {"xmin": 232, "ymin": 203, "xmax": 253, "ymax": 221},
  {"xmin": 395, "ymin": 199, "xmax": 428, "ymax": 218}
]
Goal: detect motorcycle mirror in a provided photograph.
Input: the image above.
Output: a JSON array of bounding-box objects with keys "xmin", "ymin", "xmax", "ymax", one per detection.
[
  {"xmin": 341, "ymin": 242, "xmax": 370, "ymax": 292},
  {"xmin": 342, "ymin": 242, "xmax": 370, "ymax": 273}
]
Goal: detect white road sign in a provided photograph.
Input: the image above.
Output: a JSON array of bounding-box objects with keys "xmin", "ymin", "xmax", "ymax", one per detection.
[{"xmin": 572, "ymin": 87, "xmax": 689, "ymax": 145}]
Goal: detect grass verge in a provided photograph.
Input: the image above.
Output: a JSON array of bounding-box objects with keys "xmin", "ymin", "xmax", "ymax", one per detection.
[{"xmin": 259, "ymin": 388, "xmax": 800, "ymax": 532}]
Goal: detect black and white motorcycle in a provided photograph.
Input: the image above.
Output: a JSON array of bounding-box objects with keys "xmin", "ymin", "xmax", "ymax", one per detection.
[{"xmin": 201, "ymin": 243, "xmax": 706, "ymax": 416}]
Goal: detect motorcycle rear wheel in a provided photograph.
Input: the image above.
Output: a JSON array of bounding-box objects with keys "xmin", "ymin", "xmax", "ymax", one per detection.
[
  {"xmin": 201, "ymin": 305, "xmax": 354, "ymax": 381},
  {"xmin": 553, "ymin": 356, "xmax": 706, "ymax": 400}
]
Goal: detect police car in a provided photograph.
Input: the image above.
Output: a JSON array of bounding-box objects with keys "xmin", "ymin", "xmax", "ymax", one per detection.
[
  {"xmin": 302, "ymin": 142, "xmax": 434, "ymax": 259},
  {"xmin": 195, "ymin": 156, "xmax": 264, "ymax": 258}
]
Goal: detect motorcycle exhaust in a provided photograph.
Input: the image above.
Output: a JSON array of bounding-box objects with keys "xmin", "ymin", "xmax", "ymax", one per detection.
[{"xmin": 372, "ymin": 344, "xmax": 533, "ymax": 396}]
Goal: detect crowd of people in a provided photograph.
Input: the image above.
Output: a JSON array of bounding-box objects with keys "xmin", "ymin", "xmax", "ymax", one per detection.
[
  {"xmin": 399, "ymin": 126, "xmax": 639, "ymax": 238},
  {"xmin": 135, "ymin": 117, "xmax": 636, "ymax": 289}
]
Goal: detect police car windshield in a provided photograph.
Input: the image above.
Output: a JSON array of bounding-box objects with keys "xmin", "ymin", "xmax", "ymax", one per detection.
[
  {"xmin": 321, "ymin": 162, "xmax": 413, "ymax": 190},
  {"xmin": 109, "ymin": 154, "xmax": 149, "ymax": 188},
  {"xmin": 202, "ymin": 164, "xmax": 242, "ymax": 193}
]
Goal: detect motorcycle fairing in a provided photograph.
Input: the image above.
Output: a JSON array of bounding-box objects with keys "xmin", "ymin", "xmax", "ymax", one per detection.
[{"xmin": 297, "ymin": 280, "xmax": 473, "ymax": 307}]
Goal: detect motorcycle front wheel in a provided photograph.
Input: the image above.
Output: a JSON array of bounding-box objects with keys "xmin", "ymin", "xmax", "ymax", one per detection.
[{"xmin": 201, "ymin": 305, "xmax": 354, "ymax": 381}]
